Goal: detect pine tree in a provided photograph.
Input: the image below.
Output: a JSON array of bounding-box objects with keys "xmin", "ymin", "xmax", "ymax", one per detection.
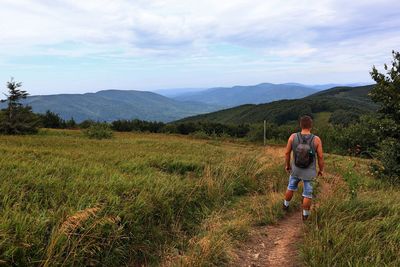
[
  {"xmin": 0, "ymin": 78, "xmax": 39, "ymax": 134},
  {"xmin": 40, "ymin": 110, "xmax": 66, "ymax": 128},
  {"xmin": 65, "ymin": 117, "xmax": 77, "ymax": 129}
]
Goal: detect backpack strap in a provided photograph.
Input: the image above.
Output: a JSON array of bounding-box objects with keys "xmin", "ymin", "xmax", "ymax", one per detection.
[
  {"xmin": 297, "ymin": 132, "xmax": 303, "ymax": 145},
  {"xmin": 308, "ymin": 134, "xmax": 315, "ymax": 145},
  {"xmin": 292, "ymin": 132, "xmax": 300, "ymax": 152},
  {"xmin": 309, "ymin": 134, "xmax": 316, "ymax": 153}
]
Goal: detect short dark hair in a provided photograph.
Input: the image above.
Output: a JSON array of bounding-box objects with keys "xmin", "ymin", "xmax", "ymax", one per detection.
[{"xmin": 300, "ymin": 115, "xmax": 313, "ymax": 129}]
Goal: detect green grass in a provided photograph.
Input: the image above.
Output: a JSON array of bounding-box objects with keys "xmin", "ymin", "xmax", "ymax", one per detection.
[
  {"xmin": 1, "ymin": 129, "xmax": 397, "ymax": 266},
  {"xmin": 163, "ymin": 147, "xmax": 300, "ymax": 266},
  {"xmin": 313, "ymin": 112, "xmax": 332, "ymax": 128},
  {"xmin": 0, "ymin": 130, "xmax": 290, "ymax": 266},
  {"xmin": 301, "ymin": 155, "xmax": 400, "ymax": 266}
]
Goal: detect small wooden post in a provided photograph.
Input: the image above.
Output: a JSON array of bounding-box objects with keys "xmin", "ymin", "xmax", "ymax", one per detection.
[{"xmin": 263, "ymin": 120, "xmax": 266, "ymax": 146}]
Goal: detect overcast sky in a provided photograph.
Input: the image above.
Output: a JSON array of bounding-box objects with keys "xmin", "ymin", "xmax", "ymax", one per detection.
[{"xmin": 0, "ymin": 0, "xmax": 399, "ymax": 95}]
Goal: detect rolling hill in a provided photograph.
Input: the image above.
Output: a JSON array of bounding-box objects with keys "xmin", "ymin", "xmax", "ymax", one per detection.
[
  {"xmin": 177, "ymin": 85, "xmax": 377, "ymax": 125},
  {"xmin": 173, "ymin": 83, "xmax": 318, "ymax": 107},
  {"xmin": 153, "ymin": 88, "xmax": 206, "ymax": 97},
  {"xmin": 6, "ymin": 90, "xmax": 222, "ymax": 122}
]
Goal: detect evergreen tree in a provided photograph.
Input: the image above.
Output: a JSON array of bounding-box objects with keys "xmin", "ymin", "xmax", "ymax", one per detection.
[
  {"xmin": 0, "ymin": 78, "xmax": 39, "ymax": 134},
  {"xmin": 65, "ymin": 117, "xmax": 77, "ymax": 129},
  {"xmin": 40, "ymin": 110, "xmax": 66, "ymax": 128}
]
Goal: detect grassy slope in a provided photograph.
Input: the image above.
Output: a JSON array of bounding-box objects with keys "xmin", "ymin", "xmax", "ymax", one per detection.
[
  {"xmin": 164, "ymin": 146, "xmax": 301, "ymax": 266},
  {"xmin": 0, "ymin": 130, "xmax": 397, "ymax": 266},
  {"xmin": 302, "ymin": 154, "xmax": 400, "ymax": 266},
  {"xmin": 0, "ymin": 130, "xmax": 290, "ymax": 266},
  {"xmin": 177, "ymin": 85, "xmax": 377, "ymax": 125}
]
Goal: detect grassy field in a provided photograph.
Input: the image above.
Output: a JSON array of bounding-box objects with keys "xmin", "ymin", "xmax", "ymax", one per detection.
[
  {"xmin": 0, "ymin": 129, "xmax": 398, "ymax": 266},
  {"xmin": 0, "ymin": 130, "xmax": 291, "ymax": 266},
  {"xmin": 301, "ymin": 155, "xmax": 400, "ymax": 266}
]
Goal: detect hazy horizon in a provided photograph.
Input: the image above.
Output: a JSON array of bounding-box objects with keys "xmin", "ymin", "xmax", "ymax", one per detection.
[
  {"xmin": 2, "ymin": 81, "xmax": 373, "ymax": 97},
  {"xmin": 1, "ymin": 0, "xmax": 399, "ymax": 95}
]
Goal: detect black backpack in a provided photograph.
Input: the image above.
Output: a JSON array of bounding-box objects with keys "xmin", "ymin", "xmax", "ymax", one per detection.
[{"xmin": 294, "ymin": 133, "xmax": 315, "ymax": 168}]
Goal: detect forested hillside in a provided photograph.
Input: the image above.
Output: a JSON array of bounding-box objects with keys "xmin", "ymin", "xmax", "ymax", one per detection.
[
  {"xmin": 0, "ymin": 90, "xmax": 221, "ymax": 122},
  {"xmin": 178, "ymin": 85, "xmax": 376, "ymax": 125},
  {"xmin": 174, "ymin": 83, "xmax": 317, "ymax": 107}
]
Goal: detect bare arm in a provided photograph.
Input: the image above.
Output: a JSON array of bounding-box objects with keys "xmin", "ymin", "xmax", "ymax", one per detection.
[
  {"xmin": 314, "ymin": 136, "xmax": 324, "ymax": 176},
  {"xmin": 285, "ymin": 134, "xmax": 295, "ymax": 173}
]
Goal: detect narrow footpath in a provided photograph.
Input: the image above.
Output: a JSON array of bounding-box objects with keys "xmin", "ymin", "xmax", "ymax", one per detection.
[
  {"xmin": 232, "ymin": 176, "xmax": 336, "ymax": 267},
  {"xmin": 232, "ymin": 209, "xmax": 303, "ymax": 267}
]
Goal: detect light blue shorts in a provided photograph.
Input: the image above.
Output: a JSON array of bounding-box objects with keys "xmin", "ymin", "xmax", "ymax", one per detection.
[{"xmin": 287, "ymin": 175, "xmax": 313, "ymax": 199}]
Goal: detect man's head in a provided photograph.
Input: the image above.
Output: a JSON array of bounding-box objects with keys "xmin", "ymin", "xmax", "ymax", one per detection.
[{"xmin": 299, "ymin": 115, "xmax": 313, "ymax": 129}]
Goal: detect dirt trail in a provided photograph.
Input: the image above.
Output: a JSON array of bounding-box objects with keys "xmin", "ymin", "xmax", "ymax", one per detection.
[
  {"xmin": 232, "ymin": 209, "xmax": 303, "ymax": 267},
  {"xmin": 232, "ymin": 176, "xmax": 335, "ymax": 267}
]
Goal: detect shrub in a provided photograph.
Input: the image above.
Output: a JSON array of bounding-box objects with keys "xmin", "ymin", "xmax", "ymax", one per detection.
[
  {"xmin": 79, "ymin": 120, "xmax": 97, "ymax": 129},
  {"xmin": 111, "ymin": 119, "xmax": 165, "ymax": 133},
  {"xmin": 65, "ymin": 118, "xmax": 77, "ymax": 129},
  {"xmin": 369, "ymin": 51, "xmax": 400, "ymax": 181},
  {"xmin": 376, "ymin": 139, "xmax": 400, "ymax": 185},
  {"xmin": 189, "ymin": 130, "xmax": 211, "ymax": 139},
  {"xmin": 83, "ymin": 123, "xmax": 113, "ymax": 139},
  {"xmin": 329, "ymin": 109, "xmax": 360, "ymax": 126},
  {"xmin": 246, "ymin": 124, "xmax": 263, "ymax": 142},
  {"xmin": 336, "ymin": 115, "xmax": 380, "ymax": 156},
  {"xmin": 39, "ymin": 110, "xmax": 66, "ymax": 128},
  {"xmin": 176, "ymin": 122, "xmax": 199, "ymax": 135},
  {"xmin": 0, "ymin": 107, "xmax": 40, "ymax": 135}
]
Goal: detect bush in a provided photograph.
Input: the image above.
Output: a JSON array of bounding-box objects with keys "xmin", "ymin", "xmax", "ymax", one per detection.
[
  {"xmin": 369, "ymin": 51, "xmax": 400, "ymax": 181},
  {"xmin": 0, "ymin": 107, "xmax": 40, "ymax": 135},
  {"xmin": 329, "ymin": 109, "xmax": 360, "ymax": 126},
  {"xmin": 83, "ymin": 124, "xmax": 113, "ymax": 139},
  {"xmin": 245, "ymin": 123, "xmax": 297, "ymax": 143},
  {"xmin": 176, "ymin": 122, "xmax": 199, "ymax": 135},
  {"xmin": 336, "ymin": 115, "xmax": 380, "ymax": 156},
  {"xmin": 189, "ymin": 130, "xmax": 211, "ymax": 139},
  {"xmin": 376, "ymin": 139, "xmax": 400, "ymax": 184},
  {"xmin": 39, "ymin": 110, "xmax": 65, "ymax": 128},
  {"xmin": 246, "ymin": 124, "xmax": 264, "ymax": 142},
  {"xmin": 111, "ymin": 119, "xmax": 165, "ymax": 133},
  {"xmin": 79, "ymin": 120, "xmax": 97, "ymax": 129},
  {"xmin": 161, "ymin": 123, "xmax": 178, "ymax": 134}
]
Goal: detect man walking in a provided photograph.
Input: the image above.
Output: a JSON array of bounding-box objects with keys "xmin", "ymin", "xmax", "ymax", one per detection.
[{"xmin": 283, "ymin": 115, "xmax": 324, "ymax": 221}]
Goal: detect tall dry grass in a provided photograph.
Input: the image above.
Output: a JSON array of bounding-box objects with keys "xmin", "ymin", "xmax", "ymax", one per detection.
[
  {"xmin": 0, "ymin": 130, "xmax": 290, "ymax": 266},
  {"xmin": 301, "ymin": 154, "xmax": 400, "ymax": 266}
]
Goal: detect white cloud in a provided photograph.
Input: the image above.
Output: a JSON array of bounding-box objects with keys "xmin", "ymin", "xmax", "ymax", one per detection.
[
  {"xmin": 1, "ymin": 0, "xmax": 397, "ymax": 55},
  {"xmin": 0, "ymin": 0, "xmax": 399, "ymax": 93}
]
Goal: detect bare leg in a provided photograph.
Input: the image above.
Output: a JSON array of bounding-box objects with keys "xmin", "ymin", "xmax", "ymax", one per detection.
[
  {"xmin": 285, "ymin": 190, "xmax": 294, "ymax": 201},
  {"xmin": 282, "ymin": 190, "xmax": 294, "ymax": 210},
  {"xmin": 302, "ymin": 197, "xmax": 312, "ymax": 210},
  {"xmin": 302, "ymin": 197, "xmax": 312, "ymax": 220}
]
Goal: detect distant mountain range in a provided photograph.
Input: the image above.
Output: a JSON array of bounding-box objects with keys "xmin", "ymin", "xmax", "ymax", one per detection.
[
  {"xmin": 172, "ymin": 83, "xmax": 318, "ymax": 106},
  {"xmin": 281, "ymin": 82, "xmax": 369, "ymax": 91},
  {"xmin": 10, "ymin": 90, "xmax": 220, "ymax": 122},
  {"xmin": 0, "ymin": 82, "xmax": 371, "ymax": 123},
  {"xmin": 177, "ymin": 85, "xmax": 377, "ymax": 125},
  {"xmin": 153, "ymin": 88, "xmax": 206, "ymax": 98},
  {"xmin": 155, "ymin": 82, "xmax": 368, "ymax": 99}
]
